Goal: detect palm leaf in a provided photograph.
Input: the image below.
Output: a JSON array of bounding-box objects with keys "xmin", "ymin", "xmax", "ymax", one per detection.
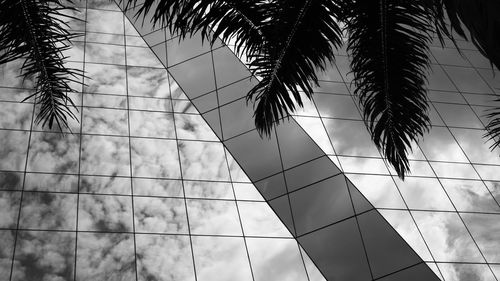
[
  {"xmin": 247, "ymin": 0, "xmax": 344, "ymax": 135},
  {"xmin": 0, "ymin": 0, "xmax": 83, "ymax": 131},
  {"xmin": 344, "ymin": 0, "xmax": 434, "ymax": 178}
]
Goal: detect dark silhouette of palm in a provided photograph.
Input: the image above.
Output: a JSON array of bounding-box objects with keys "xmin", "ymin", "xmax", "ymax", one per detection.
[{"xmin": 1, "ymin": 0, "xmax": 499, "ymax": 178}]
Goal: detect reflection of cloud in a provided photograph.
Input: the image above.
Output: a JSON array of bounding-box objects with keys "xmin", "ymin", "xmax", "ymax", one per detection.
[
  {"xmin": 84, "ymin": 63, "xmax": 126, "ymax": 95},
  {"xmin": 246, "ymin": 238, "xmax": 308, "ymax": 281},
  {"xmin": 81, "ymin": 135, "xmax": 130, "ymax": 176},
  {"xmin": 136, "ymin": 234, "xmax": 195, "ymax": 281},
  {"xmin": 179, "ymin": 141, "xmax": 230, "ymax": 181},
  {"xmin": 0, "ymin": 192, "xmax": 21, "ymax": 228},
  {"xmin": 0, "ymin": 102, "xmax": 32, "ymax": 130},
  {"xmin": 192, "ymin": 236, "xmax": 253, "ymax": 281},
  {"xmin": 134, "ymin": 197, "xmax": 187, "ymax": 234},
  {"xmin": 78, "ymin": 194, "xmax": 132, "ymax": 232},
  {"xmin": 12, "ymin": 231, "xmax": 74, "ymax": 281},
  {"xmin": 0, "ymin": 130, "xmax": 29, "ymax": 171},
  {"xmin": 439, "ymin": 263, "xmax": 495, "ymax": 281},
  {"xmin": 27, "ymin": 132, "xmax": 79, "ymax": 174},
  {"xmin": 131, "ymin": 138, "xmax": 180, "ymax": 178},
  {"xmin": 127, "ymin": 66, "xmax": 169, "ymax": 98},
  {"xmin": 19, "ymin": 192, "xmax": 77, "ymax": 230},
  {"xmin": 175, "ymin": 114, "xmax": 218, "ymax": 141},
  {"xmin": 76, "ymin": 233, "xmax": 135, "ymax": 281},
  {"xmin": 187, "ymin": 199, "xmax": 241, "ymax": 235}
]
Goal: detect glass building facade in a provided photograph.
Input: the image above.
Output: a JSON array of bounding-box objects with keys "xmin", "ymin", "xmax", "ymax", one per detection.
[{"xmin": 0, "ymin": 0, "xmax": 499, "ymax": 280}]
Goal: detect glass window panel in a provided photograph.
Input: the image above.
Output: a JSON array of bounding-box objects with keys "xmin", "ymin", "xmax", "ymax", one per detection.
[
  {"xmin": 299, "ymin": 246, "xmax": 327, "ymax": 281},
  {"xmin": 0, "ymin": 191, "xmax": 21, "ymax": 228},
  {"xmin": 78, "ymin": 194, "xmax": 133, "ymax": 232},
  {"xmin": 217, "ymin": 78, "xmax": 256, "ymax": 105},
  {"xmin": 85, "ymin": 43, "xmax": 125, "ymax": 65},
  {"xmin": 76, "ymin": 232, "xmax": 135, "ymax": 281},
  {"xmin": 27, "ymin": 132, "xmax": 79, "ymax": 174},
  {"xmin": 127, "ymin": 66, "xmax": 170, "ymax": 98},
  {"xmin": 254, "ymin": 173, "xmax": 287, "ymax": 200},
  {"xmin": 285, "ymin": 156, "xmax": 341, "ymax": 192},
  {"xmin": 276, "ymin": 119, "xmax": 325, "ymax": 169},
  {"xmin": 212, "ymin": 47, "xmax": 251, "ymax": 88},
  {"xmin": 430, "ymin": 161, "xmax": 480, "ymax": 179},
  {"xmin": 463, "ymin": 93, "xmax": 498, "ymax": 106},
  {"xmin": 389, "ymin": 160, "xmax": 434, "ymax": 177},
  {"xmin": 475, "ymin": 164, "xmax": 500, "ymax": 181},
  {"xmin": 129, "ymin": 96, "xmax": 172, "ymax": 112},
  {"xmin": 323, "ymin": 119, "xmax": 380, "ymax": 157},
  {"xmin": 23, "ymin": 173, "xmax": 77, "ymax": 193},
  {"xmin": 233, "ymin": 183, "xmax": 264, "ymax": 201},
  {"xmin": 430, "ymin": 46, "xmax": 471, "ymax": 67},
  {"xmin": 192, "ymin": 236, "xmax": 252, "ymax": 281},
  {"xmin": 290, "ymin": 175, "xmax": 354, "ymax": 235},
  {"xmin": 477, "ymin": 68, "xmax": 500, "ymax": 94},
  {"xmin": 129, "ymin": 111, "xmax": 175, "ymax": 138},
  {"xmin": 438, "ymin": 263, "xmax": 496, "ymax": 281},
  {"xmin": 451, "ymin": 128, "xmax": 500, "ymax": 165},
  {"xmin": 294, "ymin": 116, "xmax": 335, "ymax": 155},
  {"xmin": 441, "ymin": 179, "xmax": 500, "ymax": 212},
  {"xmin": 126, "ymin": 45, "xmax": 164, "ymax": 68},
  {"xmin": 87, "ymin": 0, "xmax": 120, "ymax": 10},
  {"xmin": 315, "ymin": 94, "xmax": 360, "ymax": 119},
  {"xmin": 168, "ymin": 53, "xmax": 215, "ymax": 99},
  {"xmin": 412, "ymin": 211, "xmax": 483, "ymax": 262},
  {"xmin": 132, "ymin": 178, "xmax": 183, "ymax": 197},
  {"xmin": 174, "ymin": 99, "xmax": 199, "ymax": 114},
  {"xmin": 86, "ymin": 32, "xmax": 124, "ymax": 45},
  {"xmin": 379, "ymin": 210, "xmax": 433, "ymax": 261},
  {"xmin": 82, "ymin": 107, "xmax": 128, "ymax": 135},
  {"xmin": 443, "ymin": 66, "xmax": 492, "ymax": 94},
  {"xmin": 84, "ymin": 63, "xmax": 126, "ymax": 95},
  {"xmin": 0, "ymin": 172, "xmax": 23, "ymax": 191},
  {"xmin": 419, "ymin": 127, "xmax": 469, "ymax": 162},
  {"xmin": 19, "ymin": 192, "xmax": 77, "ymax": 231},
  {"xmin": 184, "ymin": 181, "xmax": 233, "ymax": 200},
  {"xmin": 395, "ymin": 177, "xmax": 454, "ymax": 211},
  {"xmin": 219, "ymin": 97, "xmax": 256, "ymax": 140},
  {"xmin": 166, "ymin": 33, "xmax": 211, "ymax": 66},
  {"xmin": 428, "ymin": 90, "xmax": 466, "ymax": 104},
  {"xmin": 142, "ymin": 29, "xmax": 166, "ymax": 46},
  {"xmin": 86, "ymin": 10, "xmax": 124, "ymax": 34},
  {"xmin": 175, "ymin": 114, "xmax": 219, "ymax": 141},
  {"xmin": 186, "ymin": 199, "xmax": 241, "ymax": 235},
  {"xmin": 81, "ymin": 135, "xmax": 130, "ymax": 176},
  {"xmin": 130, "ymin": 138, "xmax": 180, "ymax": 179},
  {"xmin": 426, "ymin": 65, "xmax": 456, "ymax": 91},
  {"xmin": 83, "ymin": 93, "xmax": 127, "ymax": 109},
  {"xmin": 316, "ymin": 62, "xmax": 344, "ymax": 83},
  {"xmin": 357, "ymin": 210, "xmax": 421, "ymax": 279},
  {"xmin": 348, "ymin": 174, "xmax": 406, "ymax": 209},
  {"xmin": 0, "ymin": 88, "xmax": 33, "ymax": 103},
  {"xmin": 136, "ymin": 234, "xmax": 195, "ymax": 281},
  {"xmin": 298, "ymin": 218, "xmax": 372, "ymax": 281},
  {"xmin": 0, "ymin": 102, "xmax": 32, "ymax": 130},
  {"xmin": 433, "ymin": 103, "xmax": 483, "ymax": 128},
  {"xmin": 80, "ymin": 175, "xmax": 131, "ymax": 195},
  {"xmin": 339, "ymin": 156, "xmax": 389, "ymax": 175},
  {"xmin": 0, "ymin": 130, "xmax": 29, "ymax": 171},
  {"xmin": 134, "ymin": 197, "xmax": 188, "ymax": 234},
  {"xmin": 0, "ymin": 230, "xmax": 15, "ymax": 280},
  {"xmin": 239, "ymin": 201, "xmax": 291, "ymax": 237},
  {"xmin": 178, "ymin": 141, "xmax": 230, "ymax": 181},
  {"xmin": 11, "ymin": 231, "xmax": 74, "ymax": 281},
  {"xmin": 246, "ymin": 238, "xmax": 308, "ymax": 281},
  {"xmin": 461, "ymin": 213, "xmax": 500, "ymax": 263}
]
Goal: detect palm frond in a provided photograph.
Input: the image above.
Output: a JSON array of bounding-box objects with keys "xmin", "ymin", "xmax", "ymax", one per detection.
[
  {"xmin": 345, "ymin": 0, "xmax": 434, "ymax": 178},
  {"xmin": 247, "ymin": 0, "xmax": 344, "ymax": 136},
  {"xmin": 0, "ymin": 0, "xmax": 83, "ymax": 131},
  {"xmin": 485, "ymin": 98, "xmax": 500, "ymax": 151},
  {"xmin": 121, "ymin": 0, "xmax": 267, "ymax": 57}
]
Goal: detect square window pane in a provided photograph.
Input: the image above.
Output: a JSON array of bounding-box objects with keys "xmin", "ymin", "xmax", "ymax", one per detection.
[
  {"xmin": 0, "ymin": 102, "xmax": 32, "ymax": 130},
  {"xmin": 134, "ymin": 197, "xmax": 188, "ymax": 234},
  {"xmin": 0, "ymin": 191, "xmax": 21, "ymax": 228},
  {"xmin": 184, "ymin": 181, "xmax": 233, "ymax": 200},
  {"xmin": 179, "ymin": 141, "xmax": 230, "ymax": 181},
  {"xmin": 191, "ymin": 236, "xmax": 253, "ymax": 281},
  {"xmin": 85, "ymin": 43, "xmax": 125, "ymax": 65},
  {"xmin": 186, "ymin": 199, "xmax": 241, "ymax": 235},
  {"xmin": 80, "ymin": 175, "xmax": 131, "ymax": 195},
  {"xmin": 132, "ymin": 178, "xmax": 183, "ymax": 197},
  {"xmin": 27, "ymin": 132, "xmax": 79, "ymax": 174},
  {"xmin": 19, "ymin": 192, "xmax": 77, "ymax": 230},
  {"xmin": 82, "ymin": 107, "xmax": 128, "ymax": 135},
  {"xmin": 84, "ymin": 63, "xmax": 126, "ymax": 95},
  {"xmin": 76, "ymin": 232, "xmax": 135, "ymax": 281},
  {"xmin": 127, "ymin": 67, "xmax": 170, "ymax": 98},
  {"xmin": 0, "ymin": 130, "xmax": 29, "ymax": 171},
  {"xmin": 136, "ymin": 234, "xmax": 195, "ymax": 281},
  {"xmin": 129, "ymin": 111, "xmax": 175, "ymax": 138},
  {"xmin": 78, "ymin": 194, "xmax": 133, "ymax": 232},
  {"xmin": 131, "ymin": 138, "xmax": 180, "ymax": 178},
  {"xmin": 11, "ymin": 231, "xmax": 75, "ymax": 281},
  {"xmin": 81, "ymin": 135, "xmax": 130, "ymax": 176},
  {"xmin": 239, "ymin": 201, "xmax": 291, "ymax": 237}
]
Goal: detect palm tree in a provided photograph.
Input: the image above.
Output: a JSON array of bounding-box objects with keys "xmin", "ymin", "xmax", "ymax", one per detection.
[{"xmin": 1, "ymin": 0, "xmax": 499, "ymax": 178}]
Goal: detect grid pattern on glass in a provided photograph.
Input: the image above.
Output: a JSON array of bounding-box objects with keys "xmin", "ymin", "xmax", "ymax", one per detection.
[
  {"xmin": 122, "ymin": 3, "xmax": 447, "ymax": 281},
  {"xmin": 257, "ymin": 33, "xmax": 500, "ymax": 281},
  {"xmin": 0, "ymin": 1, "xmax": 320, "ymax": 281}
]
